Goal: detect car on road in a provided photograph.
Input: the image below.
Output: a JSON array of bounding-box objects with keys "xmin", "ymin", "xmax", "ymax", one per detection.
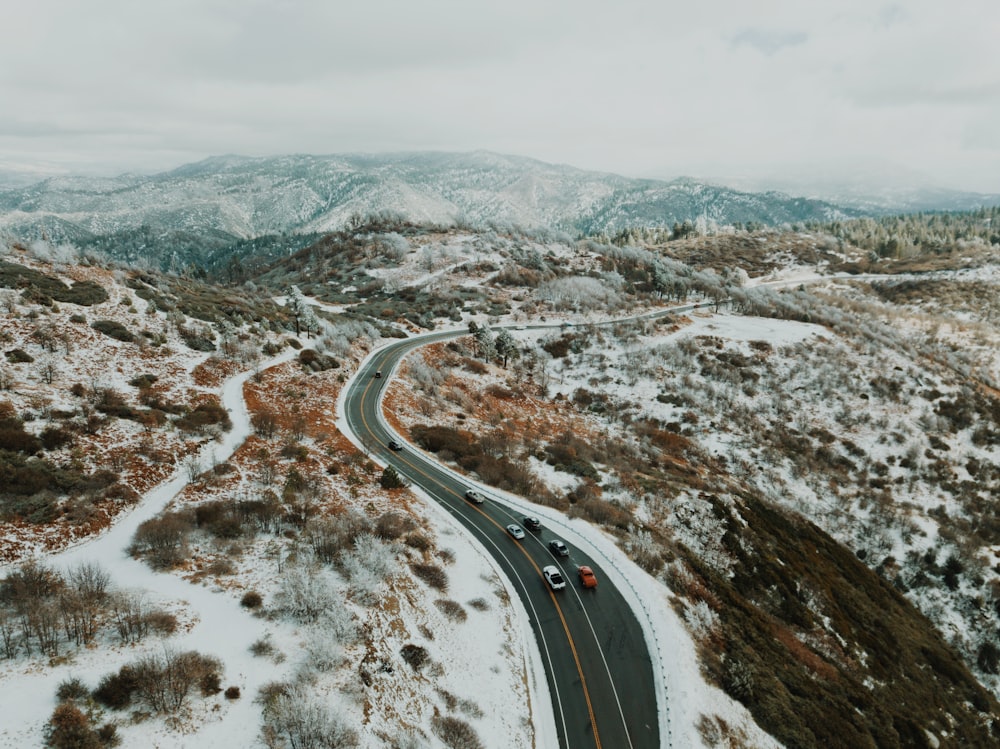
[
  {"xmin": 506, "ymin": 524, "xmax": 525, "ymax": 540},
  {"xmin": 578, "ymin": 565, "xmax": 598, "ymax": 588},
  {"xmin": 543, "ymin": 565, "xmax": 566, "ymax": 591},
  {"xmin": 522, "ymin": 516, "xmax": 541, "ymax": 531},
  {"xmin": 387, "ymin": 439, "xmax": 403, "ymax": 451},
  {"xmin": 548, "ymin": 539, "xmax": 569, "ymax": 557},
  {"xmin": 464, "ymin": 488, "xmax": 485, "ymax": 504},
  {"xmin": 374, "ymin": 370, "xmax": 382, "ymax": 378}
]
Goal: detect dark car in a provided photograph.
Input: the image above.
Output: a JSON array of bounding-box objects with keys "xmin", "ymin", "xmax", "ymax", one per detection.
[
  {"xmin": 523, "ymin": 516, "xmax": 542, "ymax": 532},
  {"xmin": 374, "ymin": 370, "xmax": 382, "ymax": 378},
  {"xmin": 548, "ymin": 539, "xmax": 569, "ymax": 557},
  {"xmin": 387, "ymin": 439, "xmax": 403, "ymax": 451}
]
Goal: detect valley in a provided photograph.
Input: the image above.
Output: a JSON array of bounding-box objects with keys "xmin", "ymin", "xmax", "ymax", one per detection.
[{"xmin": 1, "ymin": 191, "xmax": 999, "ymax": 748}]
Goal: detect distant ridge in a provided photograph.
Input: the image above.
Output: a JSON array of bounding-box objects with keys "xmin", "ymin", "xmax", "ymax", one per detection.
[{"xmin": 0, "ymin": 151, "xmax": 854, "ymax": 242}]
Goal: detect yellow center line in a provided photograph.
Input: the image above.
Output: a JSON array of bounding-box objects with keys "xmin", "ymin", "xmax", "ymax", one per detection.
[{"xmin": 356, "ymin": 364, "xmax": 602, "ymax": 749}]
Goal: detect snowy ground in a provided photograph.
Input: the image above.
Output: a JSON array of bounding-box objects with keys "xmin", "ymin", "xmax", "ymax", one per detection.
[
  {"xmin": 0, "ymin": 349, "xmax": 296, "ymax": 747},
  {"xmin": 1, "ymin": 311, "xmax": 790, "ymax": 749},
  {"xmin": 0, "ymin": 345, "xmax": 550, "ymax": 748}
]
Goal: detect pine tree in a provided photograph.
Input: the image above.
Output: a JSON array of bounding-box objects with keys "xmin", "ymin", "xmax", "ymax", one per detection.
[
  {"xmin": 380, "ymin": 465, "xmax": 405, "ymax": 489},
  {"xmin": 286, "ymin": 285, "xmax": 318, "ymax": 338},
  {"xmin": 495, "ymin": 329, "xmax": 518, "ymax": 368},
  {"xmin": 474, "ymin": 325, "xmax": 496, "ymax": 361}
]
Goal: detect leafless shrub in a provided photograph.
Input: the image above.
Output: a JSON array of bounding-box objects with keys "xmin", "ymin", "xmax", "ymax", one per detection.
[
  {"xmin": 536, "ymin": 275, "xmax": 622, "ymax": 312},
  {"xmin": 375, "ymin": 511, "xmax": 417, "ymax": 540},
  {"xmin": 130, "ymin": 511, "xmax": 194, "ymax": 569},
  {"xmin": 390, "ymin": 730, "xmax": 427, "ymax": 749},
  {"xmin": 143, "ymin": 610, "xmax": 178, "ymax": 637},
  {"xmin": 250, "ymin": 636, "xmax": 276, "ymax": 658},
  {"xmin": 300, "ymin": 628, "xmax": 345, "ymax": 675},
  {"xmin": 250, "ymin": 408, "xmax": 278, "ymax": 439},
  {"xmin": 568, "ymin": 497, "xmax": 632, "ymax": 531},
  {"xmin": 340, "ymin": 533, "xmax": 399, "ymax": 603},
  {"xmin": 696, "ymin": 713, "xmax": 749, "ymax": 748},
  {"xmin": 261, "ymin": 683, "xmax": 358, "ymax": 749},
  {"xmin": 46, "ymin": 701, "xmax": 100, "ymax": 749},
  {"xmin": 625, "ymin": 529, "xmax": 665, "ymax": 574},
  {"xmin": 404, "ymin": 532, "xmax": 432, "ymax": 551},
  {"xmin": 400, "ymin": 643, "xmax": 430, "ymax": 671},
  {"xmin": 129, "ymin": 648, "xmax": 222, "ymax": 713},
  {"xmin": 410, "ymin": 563, "xmax": 448, "ymax": 592},
  {"xmin": 315, "ymin": 606, "xmax": 360, "ymax": 647},
  {"xmin": 431, "ymin": 715, "xmax": 484, "ymax": 749},
  {"xmin": 93, "ymin": 665, "xmax": 139, "ymax": 710},
  {"xmin": 408, "ymin": 357, "xmax": 449, "ymax": 393},
  {"xmin": 275, "ymin": 560, "xmax": 337, "ymax": 623},
  {"xmin": 55, "ymin": 676, "xmax": 90, "ymax": 702},
  {"xmin": 304, "ymin": 511, "xmax": 372, "ymax": 565},
  {"xmin": 434, "ymin": 599, "xmax": 467, "ymax": 622}
]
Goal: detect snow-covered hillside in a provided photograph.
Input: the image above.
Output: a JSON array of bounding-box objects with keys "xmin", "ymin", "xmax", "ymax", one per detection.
[
  {"xmin": 0, "ymin": 152, "xmax": 857, "ymax": 266},
  {"xmin": 2, "ymin": 223, "xmax": 1000, "ymax": 748}
]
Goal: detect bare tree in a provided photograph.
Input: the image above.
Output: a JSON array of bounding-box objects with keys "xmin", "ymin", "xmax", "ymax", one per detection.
[
  {"xmin": 60, "ymin": 562, "xmax": 110, "ymax": 645},
  {"xmin": 40, "ymin": 357, "xmax": 58, "ymax": 385},
  {"xmin": 1, "ymin": 561, "xmax": 65, "ymax": 656},
  {"xmin": 0, "ymin": 290, "xmax": 17, "ymax": 314},
  {"xmin": 110, "ymin": 590, "xmax": 151, "ymax": 644},
  {"xmin": 0, "ymin": 608, "xmax": 19, "ymax": 658}
]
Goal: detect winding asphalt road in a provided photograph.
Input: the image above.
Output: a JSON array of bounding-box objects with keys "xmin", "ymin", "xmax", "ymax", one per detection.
[{"xmin": 342, "ymin": 328, "xmax": 662, "ymax": 749}]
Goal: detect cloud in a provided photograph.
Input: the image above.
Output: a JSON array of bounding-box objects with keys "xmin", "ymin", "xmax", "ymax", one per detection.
[
  {"xmin": 875, "ymin": 4, "xmax": 908, "ymax": 30},
  {"xmin": 1, "ymin": 0, "xmax": 998, "ymax": 192},
  {"xmin": 731, "ymin": 29, "xmax": 808, "ymax": 55}
]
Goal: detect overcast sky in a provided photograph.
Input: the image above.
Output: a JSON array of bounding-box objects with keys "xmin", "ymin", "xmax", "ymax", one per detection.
[{"xmin": 3, "ymin": 0, "xmax": 999, "ymax": 192}]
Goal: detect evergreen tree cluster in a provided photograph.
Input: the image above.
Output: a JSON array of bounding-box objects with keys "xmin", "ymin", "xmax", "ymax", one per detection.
[{"xmin": 809, "ymin": 206, "xmax": 1000, "ymax": 258}]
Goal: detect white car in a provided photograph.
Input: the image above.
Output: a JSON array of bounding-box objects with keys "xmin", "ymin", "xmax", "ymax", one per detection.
[
  {"xmin": 506, "ymin": 524, "xmax": 525, "ymax": 540},
  {"xmin": 464, "ymin": 489, "xmax": 485, "ymax": 504},
  {"xmin": 543, "ymin": 566, "xmax": 566, "ymax": 591}
]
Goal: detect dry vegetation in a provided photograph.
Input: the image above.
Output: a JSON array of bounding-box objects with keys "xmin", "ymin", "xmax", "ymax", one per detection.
[
  {"xmin": 386, "ymin": 264, "xmax": 1000, "ymax": 746},
  {"xmin": 0, "ymin": 247, "xmax": 294, "ymax": 563},
  {"xmin": 118, "ymin": 325, "xmax": 530, "ymax": 745},
  {"xmin": 4, "ymin": 213, "xmax": 1000, "ymax": 747}
]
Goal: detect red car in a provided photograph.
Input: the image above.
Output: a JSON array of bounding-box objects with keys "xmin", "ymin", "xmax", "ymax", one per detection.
[{"xmin": 578, "ymin": 565, "xmax": 598, "ymax": 589}]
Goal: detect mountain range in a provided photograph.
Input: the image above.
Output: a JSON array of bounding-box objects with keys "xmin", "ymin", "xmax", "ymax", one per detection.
[
  {"xmin": 0, "ymin": 151, "xmax": 844, "ymax": 237},
  {"xmin": 2, "ymin": 151, "xmax": 998, "ymax": 270}
]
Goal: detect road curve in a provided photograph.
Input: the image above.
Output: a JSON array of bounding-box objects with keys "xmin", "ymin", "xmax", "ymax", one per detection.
[{"xmin": 342, "ymin": 328, "xmax": 661, "ymax": 749}]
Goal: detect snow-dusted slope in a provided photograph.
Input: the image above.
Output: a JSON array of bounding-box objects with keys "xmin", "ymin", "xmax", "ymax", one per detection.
[{"xmin": 0, "ymin": 152, "xmax": 857, "ymax": 250}]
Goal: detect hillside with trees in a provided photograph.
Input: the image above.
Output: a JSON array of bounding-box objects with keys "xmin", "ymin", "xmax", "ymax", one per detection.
[{"xmin": 1, "ymin": 213, "xmax": 999, "ymax": 747}]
